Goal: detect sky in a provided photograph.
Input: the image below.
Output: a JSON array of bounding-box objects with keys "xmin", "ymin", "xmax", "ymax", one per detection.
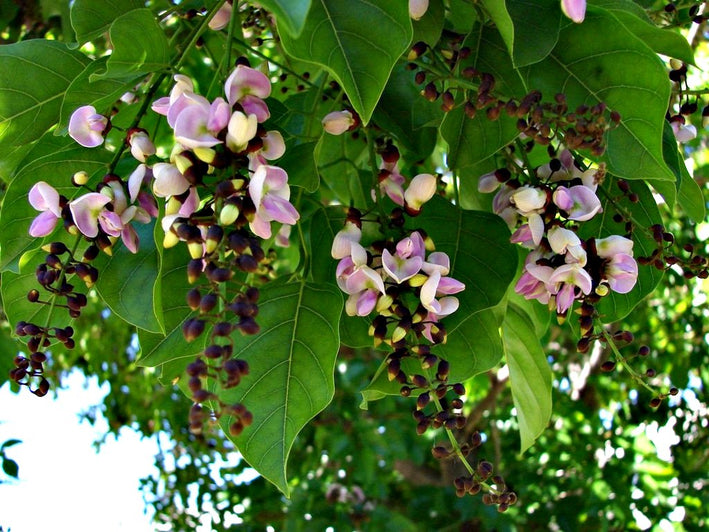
[{"xmin": 0, "ymin": 371, "xmax": 159, "ymax": 532}]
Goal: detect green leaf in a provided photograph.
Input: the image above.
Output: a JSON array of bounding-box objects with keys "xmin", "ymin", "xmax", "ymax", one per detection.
[
  {"xmin": 0, "ymin": 133, "xmax": 111, "ymax": 272},
  {"xmin": 372, "ymin": 66, "xmax": 441, "ymax": 161},
  {"xmin": 93, "ymin": 221, "xmax": 163, "ymax": 333},
  {"xmin": 506, "ymin": 0, "xmax": 562, "ymax": 67},
  {"xmin": 279, "ymin": 141, "xmax": 319, "ymax": 192},
  {"xmin": 314, "ymin": 132, "xmax": 369, "ymax": 206},
  {"xmin": 521, "ymin": 8, "xmax": 674, "ymax": 181},
  {"xmin": 70, "ymin": 0, "xmax": 144, "ymax": 44},
  {"xmin": 279, "ymin": 0, "xmax": 412, "ymax": 124},
  {"xmin": 2, "ymin": 458, "xmax": 19, "ymax": 478},
  {"xmin": 137, "ymin": 244, "xmax": 199, "ymax": 378},
  {"xmin": 481, "ymin": 1, "xmax": 514, "ymax": 58},
  {"xmin": 0, "ymin": 439, "xmax": 22, "ymax": 450},
  {"xmin": 0, "ymin": 40, "xmax": 90, "ymax": 147},
  {"xmin": 98, "ymin": 9, "xmax": 170, "ymax": 80},
  {"xmin": 218, "ymin": 281, "xmax": 342, "ymax": 496},
  {"xmin": 503, "ymin": 302, "xmax": 552, "ymax": 453},
  {"xmin": 579, "ymin": 178, "xmax": 664, "ymax": 322},
  {"xmin": 412, "ymin": 0, "xmax": 445, "ymax": 47},
  {"xmin": 441, "ymin": 105, "xmax": 519, "ymax": 181},
  {"xmin": 58, "ymin": 57, "xmax": 143, "ymax": 133},
  {"xmin": 677, "ymin": 162, "xmax": 705, "ymax": 224},
  {"xmin": 259, "ymin": 0, "xmax": 312, "ymax": 37},
  {"xmin": 461, "ymin": 23, "xmax": 527, "ymax": 99},
  {"xmin": 590, "ymin": 0, "xmax": 695, "ymax": 64}
]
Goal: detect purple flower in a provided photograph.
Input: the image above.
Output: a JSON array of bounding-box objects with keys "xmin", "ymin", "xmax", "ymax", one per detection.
[
  {"xmin": 127, "ymin": 129, "xmax": 156, "ymax": 162},
  {"xmin": 68, "ymin": 105, "xmax": 108, "ymax": 148},
  {"xmin": 331, "ymin": 221, "xmax": 362, "ymax": 259},
  {"xmin": 548, "ymin": 263, "xmax": 592, "ymax": 314},
  {"xmin": 553, "ymin": 185, "xmax": 602, "ymax": 221},
  {"xmin": 208, "ymin": 2, "xmax": 232, "ymax": 30},
  {"xmin": 248, "ymin": 165, "xmax": 299, "ymax": 239},
  {"xmin": 595, "ymin": 235, "xmax": 637, "ymax": 294},
  {"xmin": 152, "ymin": 162, "xmax": 191, "ymax": 197},
  {"xmin": 28, "ymin": 182, "xmax": 62, "ymax": 237},
  {"xmin": 224, "ymin": 65, "xmax": 271, "ymax": 106},
  {"xmin": 561, "ymin": 0, "xmax": 586, "ymax": 23},
  {"xmin": 69, "ymin": 192, "xmax": 111, "ymax": 238}
]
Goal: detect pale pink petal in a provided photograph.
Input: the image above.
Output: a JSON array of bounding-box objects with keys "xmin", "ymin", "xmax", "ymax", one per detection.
[
  {"xmin": 152, "ymin": 163, "xmax": 191, "ymax": 197},
  {"xmin": 224, "ymin": 65, "xmax": 271, "ymax": 106},
  {"xmin": 29, "ymin": 210, "xmax": 59, "ymax": 237},
  {"xmin": 561, "ymin": 0, "xmax": 586, "ymax": 23},
  {"xmin": 128, "ymin": 164, "xmax": 147, "ymax": 203},
  {"xmin": 250, "ymin": 212, "xmax": 272, "ymax": 239},
  {"xmin": 261, "ymin": 194, "xmax": 299, "ymax": 224},
  {"xmin": 381, "ymin": 248, "xmax": 423, "ymax": 284},
  {"xmin": 29, "ymin": 182, "xmax": 61, "ymax": 216},
  {"xmin": 261, "ymin": 131, "xmax": 286, "ymax": 160},
  {"xmin": 68, "ymin": 105, "xmax": 107, "ymax": 148},
  {"xmin": 356, "ymin": 289, "xmax": 378, "ymax": 316},
  {"xmin": 436, "ymin": 276, "xmax": 465, "ymax": 295},
  {"xmin": 240, "ymin": 95, "xmax": 270, "ymax": 122},
  {"xmin": 226, "ymin": 111, "xmax": 258, "ymax": 152},
  {"xmin": 121, "ymin": 224, "xmax": 139, "ymax": 253},
  {"xmin": 208, "ymin": 97, "xmax": 231, "ymax": 133},
  {"xmin": 409, "ymin": 0, "xmax": 429, "ymax": 20},
  {"xmin": 70, "ymin": 192, "xmax": 111, "ymax": 238},
  {"xmin": 208, "ymin": 2, "xmax": 232, "ymax": 30},
  {"xmin": 596, "ymin": 235, "xmax": 634, "ymax": 259},
  {"xmin": 174, "ymin": 104, "xmax": 221, "ymax": 149},
  {"xmin": 422, "ymin": 252, "xmax": 450, "ymax": 275},
  {"xmin": 605, "ymin": 253, "xmax": 638, "ymax": 294},
  {"xmin": 322, "ymin": 110, "xmax": 355, "ymax": 135},
  {"xmin": 404, "ymin": 173, "xmax": 437, "ymax": 211},
  {"xmin": 98, "ymin": 210, "xmax": 123, "ymax": 237}
]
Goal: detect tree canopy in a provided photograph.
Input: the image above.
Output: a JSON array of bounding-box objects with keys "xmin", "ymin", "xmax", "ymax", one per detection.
[{"xmin": 1, "ymin": 0, "xmax": 708, "ymax": 530}]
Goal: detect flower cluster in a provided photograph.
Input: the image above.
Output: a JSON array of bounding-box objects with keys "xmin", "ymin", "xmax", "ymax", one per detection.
[{"xmin": 480, "ymin": 150, "xmax": 638, "ymax": 317}]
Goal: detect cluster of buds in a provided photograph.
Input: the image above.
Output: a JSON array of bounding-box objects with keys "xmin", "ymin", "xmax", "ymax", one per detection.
[
  {"xmin": 410, "ymin": 39, "xmax": 620, "ymax": 156},
  {"xmin": 637, "ymin": 221, "xmax": 709, "ymax": 280},
  {"xmin": 480, "ymin": 149, "xmax": 639, "ymax": 320},
  {"xmin": 666, "ymin": 60, "xmax": 706, "ymax": 143}
]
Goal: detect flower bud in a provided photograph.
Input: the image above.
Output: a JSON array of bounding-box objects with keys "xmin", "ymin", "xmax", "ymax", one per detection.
[
  {"xmin": 404, "ymin": 173, "xmax": 437, "ymax": 214},
  {"xmin": 322, "ymin": 110, "xmax": 355, "ymax": 135}
]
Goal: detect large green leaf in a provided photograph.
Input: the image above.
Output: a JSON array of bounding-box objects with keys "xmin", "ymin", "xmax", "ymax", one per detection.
[
  {"xmin": 521, "ymin": 8, "xmax": 673, "ymax": 181},
  {"xmin": 0, "ymin": 134, "xmax": 111, "ymax": 272},
  {"xmin": 590, "ymin": 0, "xmax": 695, "ymax": 64},
  {"xmin": 218, "ymin": 280, "xmax": 342, "ymax": 496},
  {"xmin": 98, "ymin": 9, "xmax": 170, "ymax": 80},
  {"xmin": 412, "ymin": 0, "xmax": 444, "ymax": 47},
  {"xmin": 505, "ymin": 0, "xmax": 562, "ymax": 67},
  {"xmin": 137, "ymin": 244, "xmax": 199, "ymax": 379},
  {"xmin": 314, "ymin": 132, "xmax": 369, "ymax": 206},
  {"xmin": 259, "ymin": 0, "xmax": 312, "ymax": 37},
  {"xmin": 70, "ymin": 0, "xmax": 144, "ymax": 44},
  {"xmin": 372, "ymin": 66, "xmax": 441, "ymax": 161},
  {"xmin": 503, "ymin": 302, "xmax": 552, "ymax": 453},
  {"xmin": 279, "ymin": 0, "xmax": 412, "ymax": 124},
  {"xmin": 94, "ymin": 221, "xmax": 163, "ymax": 333},
  {"xmin": 579, "ymin": 178, "xmax": 664, "ymax": 322},
  {"xmin": 0, "ymin": 40, "xmax": 90, "ymax": 147},
  {"xmin": 441, "ymin": 105, "xmax": 518, "ymax": 184}
]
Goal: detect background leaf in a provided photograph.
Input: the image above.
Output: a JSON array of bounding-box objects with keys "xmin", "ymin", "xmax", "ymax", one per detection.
[
  {"xmin": 99, "ymin": 9, "xmax": 170, "ymax": 80},
  {"xmin": 279, "ymin": 0, "xmax": 412, "ymax": 124},
  {"xmin": 218, "ymin": 281, "xmax": 342, "ymax": 496},
  {"xmin": 259, "ymin": 0, "xmax": 312, "ymax": 37},
  {"xmin": 505, "ymin": 0, "xmax": 562, "ymax": 67},
  {"xmin": 94, "ymin": 221, "xmax": 163, "ymax": 333},
  {"xmin": 0, "ymin": 40, "xmax": 89, "ymax": 147},
  {"xmin": 503, "ymin": 301, "xmax": 552, "ymax": 453},
  {"xmin": 70, "ymin": 0, "xmax": 144, "ymax": 44}
]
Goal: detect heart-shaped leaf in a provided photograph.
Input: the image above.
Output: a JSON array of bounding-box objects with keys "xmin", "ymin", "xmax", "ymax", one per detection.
[
  {"xmin": 259, "ymin": 0, "xmax": 312, "ymax": 37},
  {"xmin": 279, "ymin": 0, "xmax": 412, "ymax": 124},
  {"xmin": 218, "ymin": 280, "xmax": 342, "ymax": 496},
  {"xmin": 70, "ymin": 0, "xmax": 144, "ymax": 44}
]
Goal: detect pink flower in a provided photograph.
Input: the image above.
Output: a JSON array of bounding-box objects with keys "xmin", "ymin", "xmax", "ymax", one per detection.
[
  {"xmin": 152, "ymin": 74, "xmax": 194, "ymax": 119},
  {"xmin": 208, "ymin": 2, "xmax": 232, "ymax": 30},
  {"xmin": 382, "ymin": 246, "xmax": 423, "ymax": 284},
  {"xmin": 152, "ymin": 163, "xmax": 191, "ymax": 197},
  {"xmin": 595, "ymin": 235, "xmax": 637, "ymax": 294},
  {"xmin": 224, "ymin": 65, "xmax": 271, "ymax": 107},
  {"xmin": 553, "ymin": 185, "xmax": 602, "ymax": 221},
  {"xmin": 378, "ymin": 168, "xmax": 406, "ymax": 206},
  {"xmin": 174, "ymin": 96, "xmax": 230, "ymax": 149},
  {"xmin": 478, "ymin": 170, "xmax": 500, "ymax": 193},
  {"xmin": 561, "ymin": 0, "xmax": 586, "ymax": 23},
  {"xmin": 322, "ymin": 111, "xmax": 355, "ymax": 135},
  {"xmin": 420, "ymin": 270, "xmax": 464, "ymax": 317},
  {"xmin": 511, "ymin": 185, "xmax": 547, "ymax": 214},
  {"xmin": 248, "ymin": 165, "xmax": 299, "ymax": 239},
  {"xmin": 548, "ymin": 263, "xmax": 592, "ymax": 314},
  {"xmin": 409, "ymin": 0, "xmax": 429, "ymax": 20},
  {"xmin": 404, "ymin": 173, "xmax": 437, "ymax": 213},
  {"xmin": 68, "ymin": 105, "xmax": 108, "ymax": 148},
  {"xmin": 69, "ymin": 192, "xmax": 111, "ymax": 238},
  {"xmin": 547, "ymin": 226, "xmax": 587, "ymax": 266},
  {"xmin": 28, "ymin": 182, "xmax": 62, "ymax": 237},
  {"xmin": 127, "ymin": 129, "xmax": 156, "ymax": 162},
  {"xmin": 331, "ymin": 221, "xmax": 362, "ymax": 259},
  {"xmin": 226, "ymin": 111, "xmax": 258, "ymax": 153}
]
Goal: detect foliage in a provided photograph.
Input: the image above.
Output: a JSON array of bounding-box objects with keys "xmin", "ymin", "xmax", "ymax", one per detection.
[{"xmin": 0, "ymin": 0, "xmax": 708, "ymax": 529}]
